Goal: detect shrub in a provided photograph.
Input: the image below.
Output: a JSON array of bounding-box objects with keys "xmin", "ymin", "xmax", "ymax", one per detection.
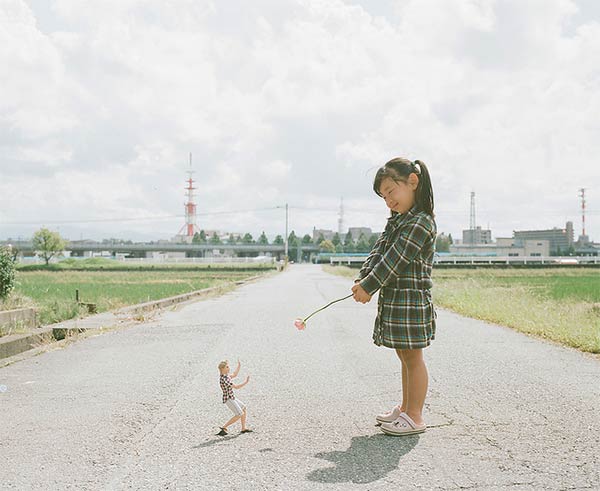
[{"xmin": 0, "ymin": 248, "xmax": 15, "ymax": 300}]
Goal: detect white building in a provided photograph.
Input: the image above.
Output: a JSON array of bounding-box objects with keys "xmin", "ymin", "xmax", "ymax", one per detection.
[{"xmin": 450, "ymin": 238, "xmax": 550, "ymax": 257}]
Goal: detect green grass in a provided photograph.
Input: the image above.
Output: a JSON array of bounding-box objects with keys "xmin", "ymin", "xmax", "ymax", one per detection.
[
  {"xmin": 1, "ymin": 267, "xmax": 270, "ymax": 330},
  {"xmin": 16, "ymin": 257, "xmax": 275, "ymax": 272},
  {"xmin": 324, "ymin": 265, "xmax": 600, "ymax": 354}
]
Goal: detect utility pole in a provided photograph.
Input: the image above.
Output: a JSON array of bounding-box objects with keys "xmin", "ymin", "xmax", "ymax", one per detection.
[
  {"xmin": 469, "ymin": 191, "xmax": 476, "ymax": 231},
  {"xmin": 284, "ymin": 203, "xmax": 289, "ymax": 264},
  {"xmin": 338, "ymin": 197, "xmax": 344, "ymax": 236}
]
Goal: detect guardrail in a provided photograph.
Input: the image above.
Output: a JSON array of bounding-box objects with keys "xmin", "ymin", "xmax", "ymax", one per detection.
[
  {"xmin": 328, "ymin": 254, "xmax": 599, "ymax": 266},
  {"xmin": 433, "ymin": 256, "xmax": 599, "ymax": 265},
  {"xmin": 118, "ymin": 257, "xmax": 276, "ymax": 264}
]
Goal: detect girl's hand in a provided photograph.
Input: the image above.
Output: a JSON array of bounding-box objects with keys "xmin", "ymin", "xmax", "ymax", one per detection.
[{"xmin": 351, "ymin": 283, "xmax": 372, "ymax": 304}]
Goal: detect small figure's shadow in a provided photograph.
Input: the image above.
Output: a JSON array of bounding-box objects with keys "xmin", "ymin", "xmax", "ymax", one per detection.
[
  {"xmin": 193, "ymin": 433, "xmax": 241, "ymax": 449},
  {"xmin": 307, "ymin": 433, "xmax": 420, "ymax": 484}
]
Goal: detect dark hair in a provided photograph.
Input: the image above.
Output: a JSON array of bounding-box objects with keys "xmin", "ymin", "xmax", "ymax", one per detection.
[{"xmin": 373, "ymin": 157, "xmax": 435, "ymax": 217}]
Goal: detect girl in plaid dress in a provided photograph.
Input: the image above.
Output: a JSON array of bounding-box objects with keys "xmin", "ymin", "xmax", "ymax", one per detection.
[{"xmin": 351, "ymin": 158, "xmax": 436, "ymax": 436}]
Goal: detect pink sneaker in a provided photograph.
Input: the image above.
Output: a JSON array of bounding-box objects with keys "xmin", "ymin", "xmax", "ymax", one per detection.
[
  {"xmin": 375, "ymin": 405, "xmax": 402, "ymax": 424},
  {"xmin": 380, "ymin": 412, "xmax": 426, "ymax": 436}
]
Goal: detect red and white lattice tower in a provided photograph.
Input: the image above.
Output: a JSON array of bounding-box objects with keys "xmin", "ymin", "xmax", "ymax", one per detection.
[{"xmin": 178, "ymin": 153, "xmax": 200, "ymax": 237}]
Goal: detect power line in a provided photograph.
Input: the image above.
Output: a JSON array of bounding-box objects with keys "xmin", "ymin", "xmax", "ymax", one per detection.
[
  {"xmin": 2, "ymin": 207, "xmax": 283, "ymax": 225},
  {"xmin": 2, "ymin": 206, "xmax": 598, "ymax": 226},
  {"xmin": 2, "ymin": 215, "xmax": 183, "ymax": 225}
]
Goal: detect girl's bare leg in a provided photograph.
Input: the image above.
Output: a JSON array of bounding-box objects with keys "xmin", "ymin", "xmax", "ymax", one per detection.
[
  {"xmin": 397, "ymin": 348, "xmax": 427, "ymax": 426},
  {"xmin": 395, "ymin": 350, "xmax": 409, "ymax": 412},
  {"xmin": 241, "ymin": 409, "xmax": 247, "ymax": 431},
  {"xmin": 222, "ymin": 414, "xmax": 241, "ymax": 430}
]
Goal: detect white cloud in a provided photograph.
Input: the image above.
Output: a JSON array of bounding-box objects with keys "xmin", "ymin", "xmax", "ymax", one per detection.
[{"xmin": 1, "ymin": 0, "xmax": 599, "ymax": 242}]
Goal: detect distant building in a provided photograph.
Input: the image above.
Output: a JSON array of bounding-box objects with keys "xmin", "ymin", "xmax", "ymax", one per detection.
[
  {"xmin": 513, "ymin": 221, "xmax": 573, "ymax": 254},
  {"xmin": 574, "ymin": 236, "xmax": 599, "ymax": 256},
  {"xmin": 451, "ymin": 220, "xmax": 578, "ymax": 256},
  {"xmin": 462, "ymin": 226, "xmax": 492, "ymax": 245},
  {"xmin": 347, "ymin": 227, "xmax": 373, "ymax": 242},
  {"xmin": 313, "ymin": 228, "xmax": 335, "ymax": 242},
  {"xmin": 171, "ymin": 234, "xmax": 194, "ymax": 244},
  {"xmin": 450, "ymin": 239, "xmax": 550, "ymax": 257},
  {"xmin": 576, "ymin": 234, "xmax": 591, "ymax": 246}
]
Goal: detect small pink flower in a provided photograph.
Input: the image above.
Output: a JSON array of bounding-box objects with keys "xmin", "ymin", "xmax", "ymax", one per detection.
[{"xmin": 294, "ymin": 294, "xmax": 352, "ymax": 332}]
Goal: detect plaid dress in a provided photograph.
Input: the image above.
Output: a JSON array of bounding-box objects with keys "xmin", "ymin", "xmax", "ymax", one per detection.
[{"xmin": 358, "ymin": 205, "xmax": 437, "ymax": 350}]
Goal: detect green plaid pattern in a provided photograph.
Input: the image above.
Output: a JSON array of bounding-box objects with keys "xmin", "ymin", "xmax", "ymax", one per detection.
[{"xmin": 357, "ymin": 205, "xmax": 437, "ymax": 349}]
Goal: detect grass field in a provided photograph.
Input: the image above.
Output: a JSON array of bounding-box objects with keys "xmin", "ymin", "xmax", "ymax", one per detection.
[
  {"xmin": 324, "ymin": 266, "xmax": 600, "ymax": 354},
  {"xmin": 0, "ymin": 259, "xmax": 274, "ymax": 334},
  {"xmin": 16, "ymin": 257, "xmax": 275, "ymax": 272}
]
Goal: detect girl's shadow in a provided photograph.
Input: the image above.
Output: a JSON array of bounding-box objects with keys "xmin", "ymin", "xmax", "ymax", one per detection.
[
  {"xmin": 307, "ymin": 433, "xmax": 420, "ymax": 484},
  {"xmin": 193, "ymin": 433, "xmax": 241, "ymax": 448}
]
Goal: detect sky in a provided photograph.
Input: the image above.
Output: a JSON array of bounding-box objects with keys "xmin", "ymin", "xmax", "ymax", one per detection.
[{"xmin": 1, "ymin": 0, "xmax": 599, "ymax": 243}]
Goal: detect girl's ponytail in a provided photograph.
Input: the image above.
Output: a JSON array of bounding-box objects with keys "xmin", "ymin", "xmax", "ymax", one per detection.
[{"xmin": 413, "ymin": 160, "xmax": 434, "ymax": 218}]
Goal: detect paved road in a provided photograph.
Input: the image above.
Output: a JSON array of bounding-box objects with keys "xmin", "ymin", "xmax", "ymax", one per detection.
[{"xmin": 1, "ymin": 265, "xmax": 599, "ymax": 490}]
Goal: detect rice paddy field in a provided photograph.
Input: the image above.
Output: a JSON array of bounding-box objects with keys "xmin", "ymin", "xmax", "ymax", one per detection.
[
  {"xmin": 324, "ymin": 266, "xmax": 600, "ymax": 354},
  {"xmin": 0, "ymin": 259, "xmax": 275, "ymax": 332}
]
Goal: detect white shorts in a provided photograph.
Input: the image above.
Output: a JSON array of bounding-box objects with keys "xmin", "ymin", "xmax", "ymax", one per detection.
[{"xmin": 225, "ymin": 398, "xmax": 246, "ymax": 416}]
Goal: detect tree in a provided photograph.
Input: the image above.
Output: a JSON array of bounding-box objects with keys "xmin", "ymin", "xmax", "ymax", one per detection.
[
  {"xmin": 242, "ymin": 233, "xmax": 254, "ymax": 244},
  {"xmin": 32, "ymin": 228, "xmax": 66, "ymax": 265},
  {"xmin": 273, "ymin": 235, "xmax": 284, "ymax": 245},
  {"xmin": 258, "ymin": 231, "xmax": 269, "ymax": 245},
  {"xmin": 193, "ymin": 230, "xmax": 207, "ymax": 244},
  {"xmin": 356, "ymin": 233, "xmax": 370, "ymax": 253},
  {"xmin": 335, "ymin": 243, "xmax": 344, "ymax": 253},
  {"xmin": 228, "ymin": 233, "xmax": 237, "ymax": 244},
  {"xmin": 435, "ymin": 233, "xmax": 451, "ymax": 252},
  {"xmin": 302, "ymin": 234, "xmax": 313, "ymax": 245},
  {"xmin": 316, "ymin": 233, "xmax": 325, "ymax": 245},
  {"xmin": 287, "ymin": 231, "xmax": 300, "ymax": 262},
  {"xmin": 0, "ymin": 247, "xmax": 15, "ymax": 300},
  {"xmin": 7, "ymin": 245, "xmax": 20, "ymax": 262},
  {"xmin": 344, "ymin": 231, "xmax": 354, "ymax": 247},
  {"xmin": 319, "ymin": 240, "xmax": 335, "ymax": 253},
  {"xmin": 332, "ymin": 233, "xmax": 341, "ymax": 246},
  {"xmin": 345, "ymin": 241, "xmax": 357, "ymax": 253},
  {"xmin": 209, "ymin": 232, "xmax": 222, "ymax": 245},
  {"xmin": 288, "ymin": 231, "xmax": 299, "ymax": 247}
]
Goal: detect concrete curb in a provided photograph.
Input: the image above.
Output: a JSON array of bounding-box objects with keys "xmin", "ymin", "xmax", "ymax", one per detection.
[
  {"xmin": 0, "ymin": 308, "xmax": 39, "ymax": 330},
  {"xmin": 0, "ymin": 273, "xmax": 269, "ymax": 364}
]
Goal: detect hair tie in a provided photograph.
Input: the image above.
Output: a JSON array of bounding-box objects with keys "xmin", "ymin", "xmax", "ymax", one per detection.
[{"xmin": 412, "ymin": 161, "xmax": 421, "ymax": 174}]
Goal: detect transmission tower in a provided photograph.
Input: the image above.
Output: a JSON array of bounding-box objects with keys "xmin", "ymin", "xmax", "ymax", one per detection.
[
  {"xmin": 579, "ymin": 188, "xmax": 586, "ymax": 238},
  {"xmin": 469, "ymin": 191, "xmax": 477, "ymax": 230},
  {"xmin": 177, "ymin": 153, "xmax": 200, "ymax": 238},
  {"xmin": 338, "ymin": 197, "xmax": 345, "ymax": 236}
]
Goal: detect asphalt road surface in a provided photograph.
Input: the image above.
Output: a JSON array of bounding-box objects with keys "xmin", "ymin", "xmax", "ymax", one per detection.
[{"xmin": 1, "ymin": 265, "xmax": 599, "ymax": 490}]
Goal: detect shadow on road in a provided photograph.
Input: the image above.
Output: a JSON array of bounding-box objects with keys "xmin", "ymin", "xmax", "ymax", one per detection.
[
  {"xmin": 307, "ymin": 433, "xmax": 419, "ymax": 484},
  {"xmin": 193, "ymin": 433, "xmax": 241, "ymax": 448}
]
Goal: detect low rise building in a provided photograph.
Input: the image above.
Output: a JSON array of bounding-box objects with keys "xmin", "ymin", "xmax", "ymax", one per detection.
[
  {"xmin": 462, "ymin": 226, "xmax": 492, "ymax": 245},
  {"xmin": 450, "ymin": 238, "xmax": 550, "ymax": 257},
  {"xmin": 513, "ymin": 221, "xmax": 574, "ymax": 254},
  {"xmin": 313, "ymin": 228, "xmax": 335, "ymax": 242},
  {"xmin": 347, "ymin": 227, "xmax": 373, "ymax": 242}
]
